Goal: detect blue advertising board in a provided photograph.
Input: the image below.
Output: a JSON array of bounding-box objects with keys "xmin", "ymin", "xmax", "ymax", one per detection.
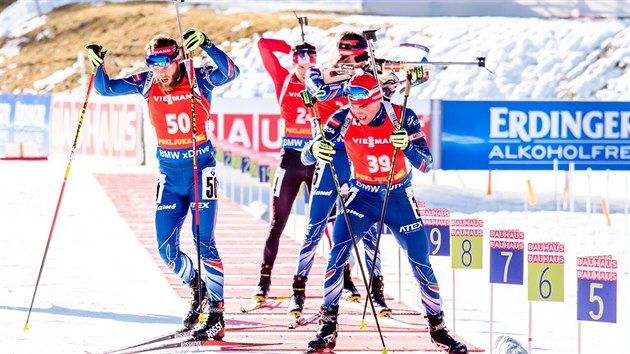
[
  {"xmin": 442, "ymin": 101, "xmax": 630, "ymax": 170},
  {"xmin": 0, "ymin": 94, "xmax": 52, "ymax": 156}
]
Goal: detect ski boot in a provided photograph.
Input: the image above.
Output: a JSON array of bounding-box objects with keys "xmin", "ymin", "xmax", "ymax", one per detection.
[
  {"xmin": 288, "ymin": 275, "xmax": 307, "ymax": 328},
  {"xmin": 342, "ymin": 264, "xmax": 360, "ymax": 302},
  {"xmin": 371, "ymin": 275, "xmax": 392, "ymax": 317},
  {"xmin": 306, "ymin": 305, "xmax": 338, "ymax": 353},
  {"xmin": 288, "ymin": 275, "xmax": 307, "ymax": 316},
  {"xmin": 426, "ymin": 312, "xmax": 468, "ymax": 354},
  {"xmin": 192, "ymin": 301, "xmax": 225, "ymax": 341},
  {"xmin": 252, "ymin": 264, "xmax": 272, "ymax": 303},
  {"xmin": 182, "ymin": 272, "xmax": 207, "ymax": 329}
]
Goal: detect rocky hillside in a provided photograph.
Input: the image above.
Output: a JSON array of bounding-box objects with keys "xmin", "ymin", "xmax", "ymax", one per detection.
[
  {"xmin": 0, "ymin": 1, "xmax": 339, "ymax": 93},
  {"xmin": 1, "ymin": 1, "xmax": 628, "ymax": 101}
]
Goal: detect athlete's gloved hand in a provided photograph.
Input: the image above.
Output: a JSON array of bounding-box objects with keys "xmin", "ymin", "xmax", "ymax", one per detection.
[
  {"xmin": 183, "ymin": 28, "xmax": 210, "ymax": 51},
  {"xmin": 391, "ymin": 129, "xmax": 410, "ymax": 149},
  {"xmin": 86, "ymin": 44, "xmax": 107, "ymax": 68},
  {"xmin": 311, "ymin": 140, "xmax": 335, "ymax": 163}
]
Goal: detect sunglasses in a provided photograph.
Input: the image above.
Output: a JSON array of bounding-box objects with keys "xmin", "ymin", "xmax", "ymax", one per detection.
[
  {"xmin": 146, "ymin": 54, "xmax": 179, "ymax": 68},
  {"xmin": 293, "ymin": 48, "xmax": 317, "ymax": 64},
  {"xmin": 294, "ymin": 48, "xmax": 316, "ymax": 56},
  {"xmin": 338, "ymin": 39, "xmax": 366, "ymax": 56},
  {"xmin": 345, "ymin": 85, "xmax": 381, "ymax": 101}
]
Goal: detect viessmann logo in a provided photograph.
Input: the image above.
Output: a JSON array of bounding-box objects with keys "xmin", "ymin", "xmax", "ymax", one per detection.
[
  {"xmin": 153, "ymin": 94, "xmax": 192, "ymax": 104},
  {"xmin": 351, "ymin": 137, "xmax": 391, "ymax": 148}
]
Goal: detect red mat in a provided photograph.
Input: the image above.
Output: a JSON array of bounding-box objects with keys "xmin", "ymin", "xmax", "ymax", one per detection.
[{"xmin": 96, "ymin": 172, "xmax": 482, "ymax": 353}]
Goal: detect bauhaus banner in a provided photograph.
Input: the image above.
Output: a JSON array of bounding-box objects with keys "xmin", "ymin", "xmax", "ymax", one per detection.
[{"xmin": 441, "ymin": 100, "xmax": 630, "ymax": 170}]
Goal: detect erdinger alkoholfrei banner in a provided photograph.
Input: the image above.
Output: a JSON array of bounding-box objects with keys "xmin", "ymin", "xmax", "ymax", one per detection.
[{"xmin": 441, "ymin": 101, "xmax": 630, "ymax": 170}]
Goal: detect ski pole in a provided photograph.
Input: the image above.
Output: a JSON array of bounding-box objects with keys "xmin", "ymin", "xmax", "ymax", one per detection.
[
  {"xmin": 360, "ymin": 71, "xmax": 414, "ymax": 326},
  {"xmin": 302, "ymin": 91, "xmax": 387, "ymax": 352},
  {"xmin": 23, "ymin": 69, "xmax": 96, "ymax": 331},
  {"xmin": 172, "ymin": 0, "xmax": 204, "ymax": 321}
]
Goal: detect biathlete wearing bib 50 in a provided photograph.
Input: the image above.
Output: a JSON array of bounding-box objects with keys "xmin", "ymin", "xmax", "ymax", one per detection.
[{"xmin": 92, "ymin": 34, "xmax": 239, "ymax": 341}]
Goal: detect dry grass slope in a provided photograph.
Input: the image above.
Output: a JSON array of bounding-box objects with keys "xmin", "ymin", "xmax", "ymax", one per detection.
[
  {"xmin": 0, "ymin": 1, "xmax": 339, "ymax": 93},
  {"xmin": 0, "ymin": 0, "xmax": 16, "ymax": 12}
]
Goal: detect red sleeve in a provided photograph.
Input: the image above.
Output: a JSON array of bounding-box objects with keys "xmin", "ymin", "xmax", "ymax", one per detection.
[{"xmin": 258, "ymin": 38, "xmax": 291, "ymax": 102}]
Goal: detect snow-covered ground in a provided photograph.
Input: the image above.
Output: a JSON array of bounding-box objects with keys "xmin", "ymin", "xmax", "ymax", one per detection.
[{"xmin": 0, "ymin": 160, "xmax": 628, "ymax": 354}]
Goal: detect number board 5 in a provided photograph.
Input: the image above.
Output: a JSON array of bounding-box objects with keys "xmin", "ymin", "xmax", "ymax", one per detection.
[{"xmin": 577, "ymin": 255, "xmax": 617, "ymax": 323}]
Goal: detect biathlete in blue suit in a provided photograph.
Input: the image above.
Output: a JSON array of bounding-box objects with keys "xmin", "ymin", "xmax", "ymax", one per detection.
[
  {"xmin": 303, "ymin": 72, "xmax": 468, "ymax": 354},
  {"xmin": 87, "ymin": 29, "xmax": 239, "ymax": 341}
]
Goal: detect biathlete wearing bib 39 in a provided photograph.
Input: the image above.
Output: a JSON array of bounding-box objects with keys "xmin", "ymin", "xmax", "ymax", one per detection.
[
  {"xmin": 303, "ymin": 100, "xmax": 437, "ymax": 310},
  {"xmin": 93, "ymin": 41, "xmax": 239, "ymax": 321},
  {"xmin": 304, "ymin": 62, "xmax": 466, "ymax": 354}
]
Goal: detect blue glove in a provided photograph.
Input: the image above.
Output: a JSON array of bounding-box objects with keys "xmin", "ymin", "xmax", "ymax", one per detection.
[
  {"xmin": 311, "ymin": 140, "xmax": 335, "ymax": 163},
  {"xmin": 183, "ymin": 28, "xmax": 210, "ymax": 51},
  {"xmin": 391, "ymin": 129, "xmax": 409, "ymax": 149},
  {"xmin": 86, "ymin": 44, "xmax": 107, "ymax": 68}
]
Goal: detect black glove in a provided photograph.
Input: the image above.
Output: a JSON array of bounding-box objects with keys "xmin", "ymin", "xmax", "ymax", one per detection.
[
  {"xmin": 182, "ymin": 28, "xmax": 209, "ymax": 51},
  {"xmin": 86, "ymin": 44, "xmax": 107, "ymax": 68}
]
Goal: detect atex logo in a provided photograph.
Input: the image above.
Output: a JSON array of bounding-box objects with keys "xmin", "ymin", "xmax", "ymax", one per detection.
[
  {"xmin": 157, "ymin": 203, "xmax": 177, "ymax": 211},
  {"xmin": 400, "ymin": 221, "xmax": 424, "ymax": 233},
  {"xmin": 190, "ymin": 202, "xmax": 211, "ymax": 209}
]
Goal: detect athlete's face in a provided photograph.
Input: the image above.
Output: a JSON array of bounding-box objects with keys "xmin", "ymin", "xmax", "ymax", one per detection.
[
  {"xmin": 295, "ymin": 63, "xmax": 315, "ymax": 83},
  {"xmin": 152, "ymin": 62, "xmax": 180, "ymax": 91},
  {"xmin": 349, "ymin": 100, "xmax": 381, "ymax": 125}
]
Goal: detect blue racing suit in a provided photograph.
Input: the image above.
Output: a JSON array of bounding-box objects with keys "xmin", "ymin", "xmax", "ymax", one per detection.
[{"xmin": 93, "ymin": 44, "xmax": 239, "ymax": 301}]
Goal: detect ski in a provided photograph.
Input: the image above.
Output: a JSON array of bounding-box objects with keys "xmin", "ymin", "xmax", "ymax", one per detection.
[
  {"xmin": 239, "ymin": 299, "xmax": 281, "ymax": 313},
  {"xmin": 288, "ymin": 312, "xmax": 319, "ymax": 329},
  {"xmin": 90, "ymin": 328, "xmax": 192, "ymax": 354},
  {"xmin": 113, "ymin": 337, "xmax": 278, "ymax": 354},
  {"xmin": 382, "ymin": 314, "xmax": 424, "ymax": 328}
]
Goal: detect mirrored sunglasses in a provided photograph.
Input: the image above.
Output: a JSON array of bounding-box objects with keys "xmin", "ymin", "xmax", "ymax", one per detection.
[
  {"xmin": 345, "ymin": 85, "xmax": 381, "ymax": 101},
  {"xmin": 146, "ymin": 54, "xmax": 178, "ymax": 68}
]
